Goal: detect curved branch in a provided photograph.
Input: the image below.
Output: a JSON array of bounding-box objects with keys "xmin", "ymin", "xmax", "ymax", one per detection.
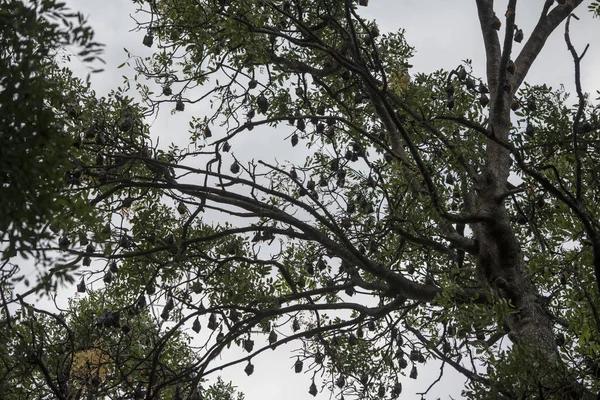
[{"xmin": 513, "ymin": 0, "xmax": 585, "ymax": 92}]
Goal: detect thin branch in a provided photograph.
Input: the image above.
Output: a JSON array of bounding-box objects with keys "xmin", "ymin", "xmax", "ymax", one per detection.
[{"xmin": 564, "ymin": 13, "xmax": 587, "ymax": 201}]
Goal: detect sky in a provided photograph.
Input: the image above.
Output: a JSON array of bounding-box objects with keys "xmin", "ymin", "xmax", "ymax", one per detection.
[{"xmin": 45, "ymin": 0, "xmax": 600, "ymax": 399}]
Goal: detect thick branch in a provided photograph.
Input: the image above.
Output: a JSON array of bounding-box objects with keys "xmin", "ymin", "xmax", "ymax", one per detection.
[
  {"xmin": 475, "ymin": 0, "xmax": 502, "ymax": 96},
  {"xmin": 513, "ymin": 0, "xmax": 585, "ymax": 92}
]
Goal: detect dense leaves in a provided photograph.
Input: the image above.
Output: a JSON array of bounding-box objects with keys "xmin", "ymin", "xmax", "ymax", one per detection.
[{"xmin": 0, "ymin": 0, "xmax": 104, "ymax": 258}]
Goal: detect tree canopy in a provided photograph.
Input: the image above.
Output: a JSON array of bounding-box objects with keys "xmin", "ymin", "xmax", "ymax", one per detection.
[
  {"xmin": 2, "ymin": 0, "xmax": 600, "ymax": 399},
  {"xmin": 0, "ymin": 0, "xmax": 104, "ymax": 258}
]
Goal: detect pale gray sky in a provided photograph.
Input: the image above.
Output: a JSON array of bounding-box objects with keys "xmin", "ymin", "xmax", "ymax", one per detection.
[{"xmin": 54, "ymin": 1, "xmax": 600, "ymax": 399}]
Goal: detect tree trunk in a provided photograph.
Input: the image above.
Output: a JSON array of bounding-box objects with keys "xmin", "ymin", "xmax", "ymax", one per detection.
[{"xmin": 473, "ymin": 2, "xmax": 592, "ymax": 397}]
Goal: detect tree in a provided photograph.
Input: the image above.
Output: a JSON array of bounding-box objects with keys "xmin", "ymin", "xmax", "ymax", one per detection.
[
  {"xmin": 3, "ymin": 0, "xmax": 600, "ymax": 399},
  {"xmin": 0, "ymin": 289, "xmax": 244, "ymax": 400},
  {"xmin": 0, "ymin": 0, "xmax": 104, "ymax": 259},
  {"xmin": 0, "ymin": 3, "xmax": 241, "ymax": 398}
]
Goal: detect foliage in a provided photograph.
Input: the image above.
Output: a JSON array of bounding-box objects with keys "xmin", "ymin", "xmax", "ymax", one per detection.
[
  {"xmin": 590, "ymin": 1, "xmax": 600, "ymax": 17},
  {"xmin": 0, "ymin": 0, "xmax": 104, "ymax": 259},
  {"xmin": 2, "ymin": 0, "xmax": 600, "ymax": 399},
  {"xmin": 0, "ymin": 289, "xmax": 243, "ymax": 399}
]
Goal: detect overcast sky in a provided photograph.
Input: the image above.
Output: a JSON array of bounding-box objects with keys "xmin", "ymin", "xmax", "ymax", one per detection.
[{"xmin": 55, "ymin": 1, "xmax": 600, "ymax": 399}]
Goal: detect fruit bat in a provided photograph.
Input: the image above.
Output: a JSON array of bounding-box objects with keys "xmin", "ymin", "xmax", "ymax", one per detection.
[
  {"xmin": 491, "ymin": 14, "xmax": 501, "ymax": 30},
  {"xmin": 294, "ymin": 357, "xmax": 303, "ymax": 373},
  {"xmin": 514, "ymin": 28, "xmax": 524, "ymax": 43},
  {"xmin": 143, "ymin": 34, "xmax": 153, "ymax": 47}
]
